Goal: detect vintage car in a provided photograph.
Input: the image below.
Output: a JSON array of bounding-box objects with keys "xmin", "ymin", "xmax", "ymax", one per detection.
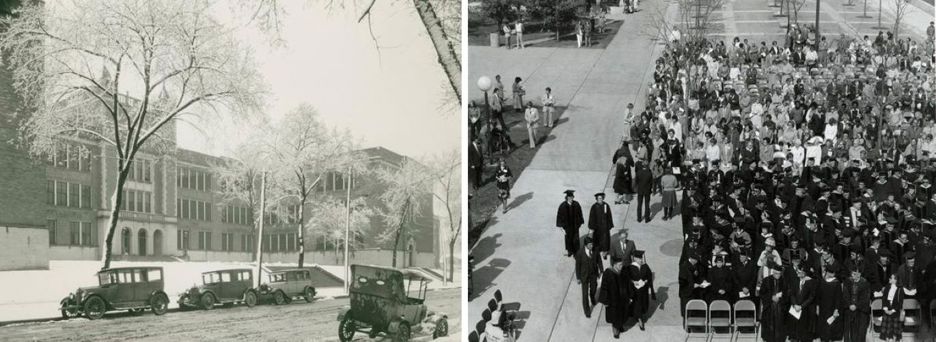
[
  {"xmin": 59, "ymin": 266, "xmax": 170, "ymax": 320},
  {"xmin": 337, "ymin": 265, "xmax": 448, "ymax": 342},
  {"xmin": 178, "ymin": 268, "xmax": 258, "ymax": 310},
  {"xmin": 257, "ymin": 268, "xmax": 317, "ymax": 305}
]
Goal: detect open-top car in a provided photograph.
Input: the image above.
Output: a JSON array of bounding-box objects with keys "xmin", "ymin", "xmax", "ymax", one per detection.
[
  {"xmin": 178, "ymin": 268, "xmax": 258, "ymax": 310},
  {"xmin": 59, "ymin": 267, "xmax": 170, "ymax": 320},
  {"xmin": 257, "ymin": 268, "xmax": 317, "ymax": 305},
  {"xmin": 337, "ymin": 265, "xmax": 448, "ymax": 342}
]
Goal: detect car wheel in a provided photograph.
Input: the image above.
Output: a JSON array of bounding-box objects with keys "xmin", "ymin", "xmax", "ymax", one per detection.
[
  {"xmin": 83, "ymin": 297, "xmax": 106, "ymax": 320},
  {"xmin": 61, "ymin": 307, "xmax": 79, "ymax": 319},
  {"xmin": 394, "ymin": 322, "xmax": 411, "ymax": 342},
  {"xmin": 433, "ymin": 318, "xmax": 449, "ymax": 338},
  {"xmin": 151, "ymin": 294, "xmax": 169, "ymax": 316},
  {"xmin": 338, "ymin": 315, "xmax": 356, "ymax": 342},
  {"xmin": 273, "ymin": 291, "xmax": 286, "ymax": 305},
  {"xmin": 303, "ymin": 287, "xmax": 316, "ymax": 303},
  {"xmin": 201, "ymin": 293, "xmax": 216, "ymax": 310},
  {"xmin": 244, "ymin": 291, "xmax": 258, "ymax": 308}
]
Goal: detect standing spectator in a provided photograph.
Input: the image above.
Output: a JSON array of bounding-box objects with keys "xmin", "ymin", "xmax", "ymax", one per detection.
[
  {"xmin": 660, "ymin": 168, "xmax": 679, "ymax": 220},
  {"xmin": 576, "ymin": 237, "xmax": 602, "ymax": 318},
  {"xmin": 583, "ymin": 19, "xmax": 592, "ymax": 47},
  {"xmin": 514, "ymin": 20, "xmax": 524, "ymax": 49},
  {"xmin": 635, "ymin": 161, "xmax": 654, "ymax": 223},
  {"xmin": 491, "ymin": 88, "xmax": 506, "ymax": 129},
  {"xmin": 495, "ymin": 159, "xmax": 513, "ymax": 214},
  {"xmin": 613, "ymin": 141, "xmax": 635, "ymax": 204},
  {"xmin": 879, "ymin": 274, "xmax": 904, "ymax": 342},
  {"xmin": 576, "ymin": 21, "xmax": 584, "ymax": 48},
  {"xmin": 557, "ymin": 190, "xmax": 585, "ymax": 257},
  {"xmin": 542, "ymin": 87, "xmax": 556, "ymax": 128},
  {"xmin": 524, "ymin": 101, "xmax": 539, "ymax": 149},
  {"xmin": 512, "ymin": 77, "xmax": 525, "ymax": 113},
  {"xmin": 469, "ymin": 138, "xmax": 483, "ymax": 194},
  {"xmin": 502, "ymin": 23, "xmax": 512, "ymax": 49}
]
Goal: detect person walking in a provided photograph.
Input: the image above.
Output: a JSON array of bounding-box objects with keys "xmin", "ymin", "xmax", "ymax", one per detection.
[
  {"xmin": 599, "ymin": 256, "xmax": 631, "ymax": 338},
  {"xmin": 576, "ymin": 236, "xmax": 602, "ymax": 318},
  {"xmin": 557, "ymin": 190, "xmax": 585, "ymax": 257},
  {"xmin": 514, "ymin": 20, "xmax": 524, "ymax": 49},
  {"xmin": 495, "ymin": 159, "xmax": 513, "ymax": 214},
  {"xmin": 524, "ymin": 101, "xmax": 539, "ymax": 149},
  {"xmin": 660, "ymin": 168, "xmax": 679, "ymax": 220},
  {"xmin": 635, "ymin": 161, "xmax": 654, "ymax": 223},
  {"xmin": 542, "ymin": 87, "xmax": 556, "ymax": 128},
  {"xmin": 469, "ymin": 138, "xmax": 483, "ymax": 194},
  {"xmin": 512, "ymin": 77, "xmax": 525, "ymax": 113},
  {"xmin": 589, "ymin": 192, "xmax": 614, "ymax": 259},
  {"xmin": 610, "ymin": 229, "xmax": 637, "ymax": 265},
  {"xmin": 628, "ymin": 250, "xmax": 655, "ymax": 330},
  {"xmin": 613, "ymin": 141, "xmax": 635, "ymax": 204}
]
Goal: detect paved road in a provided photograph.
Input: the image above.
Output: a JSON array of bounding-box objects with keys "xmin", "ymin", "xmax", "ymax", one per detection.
[{"xmin": 0, "ymin": 288, "xmax": 460, "ymax": 342}]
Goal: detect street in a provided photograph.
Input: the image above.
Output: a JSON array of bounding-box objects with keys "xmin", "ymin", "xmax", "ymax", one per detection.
[{"xmin": 0, "ymin": 288, "xmax": 460, "ymax": 342}]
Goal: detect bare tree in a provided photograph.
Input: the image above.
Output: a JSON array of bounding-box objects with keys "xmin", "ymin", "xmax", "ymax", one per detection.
[
  {"xmin": 267, "ymin": 103, "xmax": 362, "ymax": 268},
  {"xmin": 892, "ymin": 0, "xmax": 911, "ymax": 40},
  {"xmin": 307, "ymin": 197, "xmax": 373, "ymax": 264},
  {"xmin": 428, "ymin": 149, "xmax": 460, "ymax": 282},
  {"xmin": 643, "ymin": 0, "xmax": 725, "ymax": 95},
  {"xmin": 376, "ymin": 157, "xmax": 432, "ymax": 268},
  {"xmin": 0, "ymin": 0, "xmax": 264, "ymax": 270}
]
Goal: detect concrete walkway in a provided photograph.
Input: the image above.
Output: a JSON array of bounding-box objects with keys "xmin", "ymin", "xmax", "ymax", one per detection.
[{"xmin": 467, "ymin": 0, "xmax": 681, "ymax": 340}]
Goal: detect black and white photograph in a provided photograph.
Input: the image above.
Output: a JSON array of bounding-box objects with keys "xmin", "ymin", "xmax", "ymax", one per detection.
[
  {"xmin": 466, "ymin": 0, "xmax": 935, "ymax": 341},
  {"xmin": 0, "ymin": 0, "xmax": 462, "ymax": 341}
]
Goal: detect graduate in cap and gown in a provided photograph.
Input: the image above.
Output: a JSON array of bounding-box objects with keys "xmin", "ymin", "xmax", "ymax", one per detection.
[
  {"xmin": 556, "ymin": 190, "xmax": 585, "ymax": 257},
  {"xmin": 895, "ymin": 251, "xmax": 921, "ymax": 298},
  {"xmin": 787, "ymin": 265, "xmax": 818, "ymax": 342},
  {"xmin": 816, "ymin": 264, "xmax": 845, "ymax": 342},
  {"xmin": 588, "ymin": 192, "xmax": 614, "ymax": 258},
  {"xmin": 598, "ymin": 256, "xmax": 631, "ymax": 338},
  {"xmin": 733, "ymin": 247, "xmax": 758, "ymax": 304},
  {"xmin": 843, "ymin": 264, "xmax": 872, "ymax": 342},
  {"xmin": 760, "ymin": 262, "xmax": 789, "ymax": 342},
  {"xmin": 678, "ymin": 250, "xmax": 706, "ymax": 317},
  {"xmin": 706, "ymin": 253, "xmax": 734, "ymax": 302},
  {"xmin": 628, "ymin": 250, "xmax": 655, "ymax": 330}
]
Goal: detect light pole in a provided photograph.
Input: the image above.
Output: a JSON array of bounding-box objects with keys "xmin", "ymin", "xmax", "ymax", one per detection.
[
  {"xmin": 255, "ymin": 171, "xmax": 267, "ymax": 288},
  {"xmin": 815, "ymin": 0, "xmax": 820, "ymax": 49},
  {"xmin": 859, "ymin": 0, "xmax": 871, "ymax": 18},
  {"xmin": 343, "ymin": 164, "xmax": 353, "ymax": 293}
]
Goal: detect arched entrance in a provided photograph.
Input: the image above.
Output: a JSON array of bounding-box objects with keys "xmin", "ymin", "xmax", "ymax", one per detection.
[
  {"xmin": 153, "ymin": 230, "xmax": 163, "ymax": 256},
  {"xmin": 121, "ymin": 228, "xmax": 131, "ymax": 255},
  {"xmin": 138, "ymin": 229, "xmax": 147, "ymax": 256}
]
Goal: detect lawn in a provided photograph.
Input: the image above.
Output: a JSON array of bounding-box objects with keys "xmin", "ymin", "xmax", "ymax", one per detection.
[{"xmin": 469, "ymin": 16, "xmax": 625, "ymax": 49}]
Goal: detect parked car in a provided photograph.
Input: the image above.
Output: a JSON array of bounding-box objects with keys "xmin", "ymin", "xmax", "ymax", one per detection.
[
  {"xmin": 178, "ymin": 268, "xmax": 258, "ymax": 310},
  {"xmin": 257, "ymin": 268, "xmax": 317, "ymax": 305},
  {"xmin": 337, "ymin": 265, "xmax": 448, "ymax": 342},
  {"xmin": 59, "ymin": 267, "xmax": 170, "ymax": 320}
]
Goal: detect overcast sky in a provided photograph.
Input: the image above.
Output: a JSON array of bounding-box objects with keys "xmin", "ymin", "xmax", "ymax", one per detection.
[{"xmin": 176, "ymin": 1, "xmax": 460, "ymax": 160}]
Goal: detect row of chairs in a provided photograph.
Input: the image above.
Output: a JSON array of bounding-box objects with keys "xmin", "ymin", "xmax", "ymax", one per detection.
[
  {"xmin": 468, "ymin": 289, "xmax": 508, "ymax": 342},
  {"xmin": 684, "ymin": 298, "xmax": 936, "ymax": 341}
]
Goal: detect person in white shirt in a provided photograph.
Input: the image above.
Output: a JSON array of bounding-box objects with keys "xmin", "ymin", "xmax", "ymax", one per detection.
[
  {"xmin": 790, "ymin": 138, "xmax": 806, "ymax": 168},
  {"xmin": 542, "ymin": 87, "xmax": 556, "ymax": 128},
  {"xmin": 503, "ymin": 24, "xmax": 512, "ymax": 49},
  {"xmin": 804, "ymin": 137, "xmax": 823, "ymax": 165},
  {"xmin": 823, "ymin": 118, "xmax": 838, "ymax": 143},
  {"xmin": 705, "ymin": 137, "xmax": 721, "ymax": 167},
  {"xmin": 524, "ymin": 102, "xmax": 540, "ymax": 149},
  {"xmin": 514, "ymin": 20, "xmax": 524, "ymax": 49}
]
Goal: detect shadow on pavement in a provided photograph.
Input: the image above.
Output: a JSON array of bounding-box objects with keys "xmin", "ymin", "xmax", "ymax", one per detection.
[
  {"xmin": 470, "ymin": 258, "xmax": 512, "ymax": 301},
  {"xmin": 647, "ymin": 285, "xmax": 670, "ymax": 320},
  {"xmin": 508, "ymin": 192, "xmax": 534, "ymax": 212},
  {"xmin": 471, "ymin": 233, "xmax": 503, "ymax": 265}
]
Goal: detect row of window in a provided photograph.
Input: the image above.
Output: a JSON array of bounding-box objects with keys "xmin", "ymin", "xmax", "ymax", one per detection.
[
  {"xmin": 222, "ymin": 205, "xmax": 252, "ymax": 226},
  {"xmin": 126, "ymin": 159, "xmax": 153, "ymax": 183},
  {"xmin": 120, "ymin": 189, "xmax": 153, "ymax": 213},
  {"xmin": 48, "ymin": 220, "xmax": 97, "ymax": 247},
  {"xmin": 49, "ymin": 142, "xmax": 92, "ymax": 172},
  {"xmin": 263, "ymin": 233, "xmax": 299, "ymax": 253},
  {"xmin": 175, "ymin": 230, "xmax": 296, "ymax": 252},
  {"xmin": 177, "ymin": 198, "xmax": 211, "ymax": 221},
  {"xmin": 47, "ymin": 180, "xmax": 93, "ymax": 209},
  {"xmin": 177, "ymin": 167, "xmax": 211, "ymax": 192}
]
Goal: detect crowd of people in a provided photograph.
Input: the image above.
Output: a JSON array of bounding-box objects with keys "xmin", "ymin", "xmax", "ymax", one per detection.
[{"xmin": 599, "ymin": 26, "xmax": 936, "ymax": 342}]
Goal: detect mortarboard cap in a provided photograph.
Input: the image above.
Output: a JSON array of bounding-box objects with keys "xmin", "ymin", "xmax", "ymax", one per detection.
[
  {"xmin": 611, "ymin": 255, "xmax": 624, "ymax": 264},
  {"xmin": 634, "ymin": 250, "xmax": 646, "ymax": 259},
  {"xmin": 594, "ymin": 192, "xmax": 606, "ymax": 198},
  {"xmin": 564, "ymin": 189, "xmax": 576, "ymax": 197},
  {"xmin": 904, "ymin": 251, "xmax": 916, "ymax": 260},
  {"xmin": 879, "ymin": 249, "xmax": 893, "ymax": 258},
  {"xmin": 583, "ymin": 236, "xmax": 593, "ymax": 246},
  {"xmin": 767, "ymin": 261, "xmax": 783, "ymax": 271}
]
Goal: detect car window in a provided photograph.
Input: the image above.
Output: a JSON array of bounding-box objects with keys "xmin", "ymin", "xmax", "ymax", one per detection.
[
  {"xmin": 99, "ymin": 272, "xmax": 116, "ymax": 286},
  {"xmin": 221, "ymin": 272, "xmax": 232, "ymax": 282},
  {"xmin": 241, "ymin": 271, "xmax": 251, "ymax": 282},
  {"xmin": 118, "ymin": 271, "xmax": 134, "ymax": 283},
  {"xmin": 135, "ymin": 269, "xmax": 148, "ymax": 282},
  {"xmin": 270, "ymin": 273, "xmax": 285, "ymax": 282},
  {"xmin": 148, "ymin": 269, "xmax": 162, "ymax": 281}
]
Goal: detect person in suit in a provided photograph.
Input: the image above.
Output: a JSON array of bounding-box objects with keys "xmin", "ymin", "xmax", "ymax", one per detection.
[
  {"xmin": 879, "ymin": 274, "xmax": 905, "ymax": 342},
  {"xmin": 635, "ymin": 161, "xmax": 655, "ymax": 223},
  {"xmin": 576, "ymin": 236, "xmax": 602, "ymax": 318},
  {"xmin": 589, "ymin": 192, "xmax": 614, "ymax": 258},
  {"xmin": 556, "ymin": 190, "xmax": 585, "ymax": 257},
  {"xmin": 599, "ymin": 256, "xmax": 631, "ymax": 338},
  {"xmin": 469, "ymin": 138, "xmax": 483, "ymax": 194},
  {"xmin": 628, "ymin": 250, "xmax": 655, "ymax": 330},
  {"xmin": 843, "ymin": 265, "xmax": 872, "ymax": 342},
  {"xmin": 610, "ymin": 229, "xmax": 637, "ymax": 265}
]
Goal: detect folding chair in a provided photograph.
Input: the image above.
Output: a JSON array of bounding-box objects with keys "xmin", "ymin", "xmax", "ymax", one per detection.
[
  {"xmin": 487, "ymin": 298, "xmax": 498, "ymax": 312},
  {"xmin": 684, "ymin": 299, "xmax": 709, "ymax": 341},
  {"xmin": 930, "ymin": 299, "xmax": 936, "ymax": 328},
  {"xmin": 870, "ymin": 298, "xmax": 883, "ymax": 334},
  {"xmin": 733, "ymin": 299, "xmax": 758, "ymax": 341},
  {"xmin": 901, "ymin": 298, "xmax": 921, "ymax": 339},
  {"xmin": 468, "ymin": 331, "xmax": 480, "ymax": 342},
  {"xmin": 709, "ymin": 300, "xmax": 733, "ymax": 340},
  {"xmin": 494, "ymin": 289, "xmax": 503, "ymax": 306}
]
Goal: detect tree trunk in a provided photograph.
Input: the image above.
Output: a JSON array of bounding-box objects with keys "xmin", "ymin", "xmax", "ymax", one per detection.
[
  {"xmin": 101, "ymin": 167, "xmax": 130, "ymax": 270},
  {"xmin": 412, "ymin": 0, "xmax": 461, "ymax": 103},
  {"xmin": 448, "ymin": 239, "xmax": 457, "ymax": 282},
  {"xmin": 297, "ymin": 195, "xmax": 306, "ymax": 268},
  {"xmin": 391, "ymin": 199, "xmax": 410, "ymax": 268}
]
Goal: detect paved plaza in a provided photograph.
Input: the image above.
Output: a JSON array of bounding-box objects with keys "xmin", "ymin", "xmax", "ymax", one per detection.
[{"xmin": 467, "ymin": 0, "xmax": 935, "ymax": 340}]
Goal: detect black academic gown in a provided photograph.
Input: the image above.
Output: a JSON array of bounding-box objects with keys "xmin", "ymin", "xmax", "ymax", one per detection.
[
  {"xmin": 816, "ymin": 277, "xmax": 844, "ymax": 341},
  {"xmin": 733, "ymin": 259, "xmax": 758, "ymax": 303},
  {"xmin": 628, "ymin": 263, "xmax": 655, "ymax": 321},
  {"xmin": 760, "ymin": 275, "xmax": 789, "ymax": 342},
  {"xmin": 557, "ymin": 200, "xmax": 585, "ymax": 255},
  {"xmin": 679, "ymin": 260, "xmax": 705, "ymax": 317},
  {"xmin": 588, "ymin": 202, "xmax": 614, "ymax": 253},
  {"xmin": 843, "ymin": 278, "xmax": 871, "ymax": 342},
  {"xmin": 788, "ymin": 277, "xmax": 818, "ymax": 341},
  {"xmin": 706, "ymin": 265, "xmax": 734, "ymax": 302},
  {"xmin": 598, "ymin": 268, "xmax": 630, "ymax": 330}
]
